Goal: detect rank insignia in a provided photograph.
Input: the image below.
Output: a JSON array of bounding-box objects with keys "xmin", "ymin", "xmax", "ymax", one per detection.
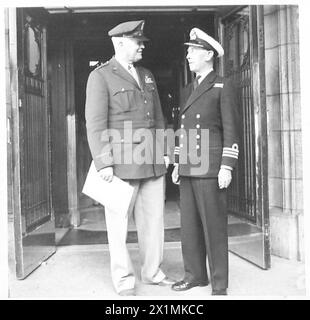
[{"xmin": 145, "ymin": 75, "xmax": 154, "ymax": 84}]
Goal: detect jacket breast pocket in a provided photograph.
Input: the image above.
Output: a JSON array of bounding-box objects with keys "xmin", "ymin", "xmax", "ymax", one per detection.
[
  {"xmin": 112, "ymin": 87, "xmax": 138, "ymax": 112},
  {"xmin": 145, "ymin": 84, "xmax": 155, "ymax": 91}
]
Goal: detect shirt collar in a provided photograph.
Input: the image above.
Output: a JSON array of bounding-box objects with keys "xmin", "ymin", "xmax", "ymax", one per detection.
[
  {"xmin": 114, "ymin": 56, "xmax": 133, "ymax": 71},
  {"xmin": 196, "ymin": 68, "xmax": 214, "ymax": 84}
]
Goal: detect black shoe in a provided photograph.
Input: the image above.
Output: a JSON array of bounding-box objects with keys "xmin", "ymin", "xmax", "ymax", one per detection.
[
  {"xmin": 212, "ymin": 289, "xmax": 227, "ymax": 295},
  {"xmin": 171, "ymin": 280, "xmax": 209, "ymax": 291}
]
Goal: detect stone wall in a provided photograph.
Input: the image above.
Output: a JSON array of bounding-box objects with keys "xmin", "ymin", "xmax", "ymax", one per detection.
[{"xmin": 264, "ymin": 5, "xmax": 304, "ymax": 261}]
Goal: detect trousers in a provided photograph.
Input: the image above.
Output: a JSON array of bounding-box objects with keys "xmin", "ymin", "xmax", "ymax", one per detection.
[
  {"xmin": 105, "ymin": 175, "xmax": 166, "ymax": 293},
  {"xmin": 179, "ymin": 177, "xmax": 228, "ymax": 291}
]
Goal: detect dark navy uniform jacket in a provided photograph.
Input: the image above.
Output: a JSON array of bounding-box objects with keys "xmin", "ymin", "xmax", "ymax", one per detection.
[
  {"xmin": 174, "ymin": 70, "xmax": 240, "ymax": 178},
  {"xmin": 85, "ymin": 57, "xmax": 167, "ymax": 180}
]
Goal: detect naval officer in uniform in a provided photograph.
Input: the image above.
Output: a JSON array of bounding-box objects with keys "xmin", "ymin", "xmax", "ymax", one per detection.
[
  {"xmin": 85, "ymin": 20, "xmax": 174, "ymax": 296},
  {"xmin": 171, "ymin": 28, "xmax": 240, "ymax": 295}
]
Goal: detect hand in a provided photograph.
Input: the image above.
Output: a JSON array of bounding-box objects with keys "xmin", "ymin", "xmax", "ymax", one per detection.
[
  {"xmin": 164, "ymin": 156, "xmax": 170, "ymax": 168},
  {"xmin": 218, "ymin": 168, "xmax": 232, "ymax": 189},
  {"xmin": 172, "ymin": 164, "xmax": 180, "ymax": 185},
  {"xmin": 98, "ymin": 167, "xmax": 114, "ymax": 183}
]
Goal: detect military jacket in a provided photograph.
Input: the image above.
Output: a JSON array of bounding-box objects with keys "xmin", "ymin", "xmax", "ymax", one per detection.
[
  {"xmin": 85, "ymin": 57, "xmax": 166, "ymax": 179},
  {"xmin": 174, "ymin": 71, "xmax": 240, "ymax": 178}
]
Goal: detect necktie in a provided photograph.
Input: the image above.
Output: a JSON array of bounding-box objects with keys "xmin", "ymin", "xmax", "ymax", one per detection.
[
  {"xmin": 128, "ymin": 64, "xmax": 140, "ymax": 87},
  {"xmin": 193, "ymin": 75, "xmax": 201, "ymax": 90}
]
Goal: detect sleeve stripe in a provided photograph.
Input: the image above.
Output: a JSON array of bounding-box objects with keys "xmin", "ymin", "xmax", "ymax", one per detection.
[
  {"xmin": 222, "ymin": 150, "xmax": 238, "ymax": 155},
  {"xmin": 223, "ymin": 147, "xmax": 239, "ymax": 153},
  {"xmin": 222, "ymin": 151, "xmax": 239, "ymax": 156}
]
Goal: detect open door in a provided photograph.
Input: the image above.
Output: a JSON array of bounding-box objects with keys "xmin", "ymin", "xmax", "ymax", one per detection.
[
  {"xmin": 220, "ymin": 6, "xmax": 270, "ymax": 269},
  {"xmin": 8, "ymin": 8, "xmax": 55, "ymax": 279}
]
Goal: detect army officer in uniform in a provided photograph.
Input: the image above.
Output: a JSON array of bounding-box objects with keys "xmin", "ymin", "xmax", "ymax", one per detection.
[
  {"xmin": 85, "ymin": 20, "xmax": 174, "ymax": 296},
  {"xmin": 171, "ymin": 28, "xmax": 240, "ymax": 295}
]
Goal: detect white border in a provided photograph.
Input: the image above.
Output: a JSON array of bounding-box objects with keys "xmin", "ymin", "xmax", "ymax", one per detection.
[
  {"xmin": 0, "ymin": 0, "xmax": 309, "ymax": 300},
  {"xmin": 299, "ymin": 0, "xmax": 310, "ymax": 299},
  {"xmin": 0, "ymin": 7, "xmax": 8, "ymax": 300}
]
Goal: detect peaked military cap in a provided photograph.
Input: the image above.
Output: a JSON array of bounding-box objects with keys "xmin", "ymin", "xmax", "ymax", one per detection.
[
  {"xmin": 108, "ymin": 20, "xmax": 149, "ymax": 41},
  {"xmin": 184, "ymin": 27, "xmax": 224, "ymax": 58}
]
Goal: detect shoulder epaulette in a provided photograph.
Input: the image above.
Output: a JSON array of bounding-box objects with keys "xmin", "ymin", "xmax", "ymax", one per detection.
[{"xmin": 95, "ymin": 61, "xmax": 109, "ymax": 70}]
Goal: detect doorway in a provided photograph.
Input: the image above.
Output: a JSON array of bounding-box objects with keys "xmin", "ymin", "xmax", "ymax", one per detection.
[
  {"xmin": 46, "ymin": 7, "xmax": 270, "ymax": 268},
  {"xmin": 64, "ymin": 11, "xmax": 216, "ymax": 243}
]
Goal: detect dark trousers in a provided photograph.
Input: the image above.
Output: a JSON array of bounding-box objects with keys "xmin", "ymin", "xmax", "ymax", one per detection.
[{"xmin": 180, "ymin": 177, "xmax": 228, "ymax": 291}]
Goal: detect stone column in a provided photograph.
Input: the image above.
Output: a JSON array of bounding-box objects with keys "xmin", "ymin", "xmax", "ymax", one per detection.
[{"xmin": 264, "ymin": 5, "xmax": 303, "ymax": 261}]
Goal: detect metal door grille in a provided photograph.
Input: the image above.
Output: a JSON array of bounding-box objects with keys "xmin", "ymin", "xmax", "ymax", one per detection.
[
  {"xmin": 21, "ymin": 15, "xmax": 50, "ymax": 233},
  {"xmin": 223, "ymin": 8, "xmax": 257, "ymax": 222}
]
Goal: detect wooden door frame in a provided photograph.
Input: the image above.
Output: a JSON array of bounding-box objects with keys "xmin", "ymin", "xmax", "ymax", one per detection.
[
  {"xmin": 251, "ymin": 5, "xmax": 270, "ymax": 268},
  {"xmin": 47, "ymin": 15, "xmax": 80, "ymax": 228},
  {"xmin": 7, "ymin": 7, "xmax": 24, "ymax": 277},
  {"xmin": 65, "ymin": 39, "xmax": 80, "ymax": 227}
]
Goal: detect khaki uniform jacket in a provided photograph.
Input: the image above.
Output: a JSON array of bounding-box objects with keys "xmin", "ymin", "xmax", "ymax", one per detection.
[
  {"xmin": 174, "ymin": 71, "xmax": 240, "ymax": 178},
  {"xmin": 85, "ymin": 57, "xmax": 167, "ymax": 179}
]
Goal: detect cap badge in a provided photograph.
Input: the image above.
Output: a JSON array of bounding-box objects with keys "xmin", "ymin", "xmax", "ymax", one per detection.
[{"xmin": 190, "ymin": 29, "xmax": 197, "ymax": 40}]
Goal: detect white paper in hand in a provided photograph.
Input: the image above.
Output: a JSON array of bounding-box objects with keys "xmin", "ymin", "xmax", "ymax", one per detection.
[{"xmin": 82, "ymin": 162, "xmax": 135, "ymax": 216}]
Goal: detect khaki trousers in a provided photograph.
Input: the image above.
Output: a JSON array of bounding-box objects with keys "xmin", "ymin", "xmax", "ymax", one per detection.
[{"xmin": 105, "ymin": 175, "xmax": 166, "ymax": 293}]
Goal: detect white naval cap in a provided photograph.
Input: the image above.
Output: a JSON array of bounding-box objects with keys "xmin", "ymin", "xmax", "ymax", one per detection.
[{"xmin": 184, "ymin": 27, "xmax": 224, "ymax": 58}]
